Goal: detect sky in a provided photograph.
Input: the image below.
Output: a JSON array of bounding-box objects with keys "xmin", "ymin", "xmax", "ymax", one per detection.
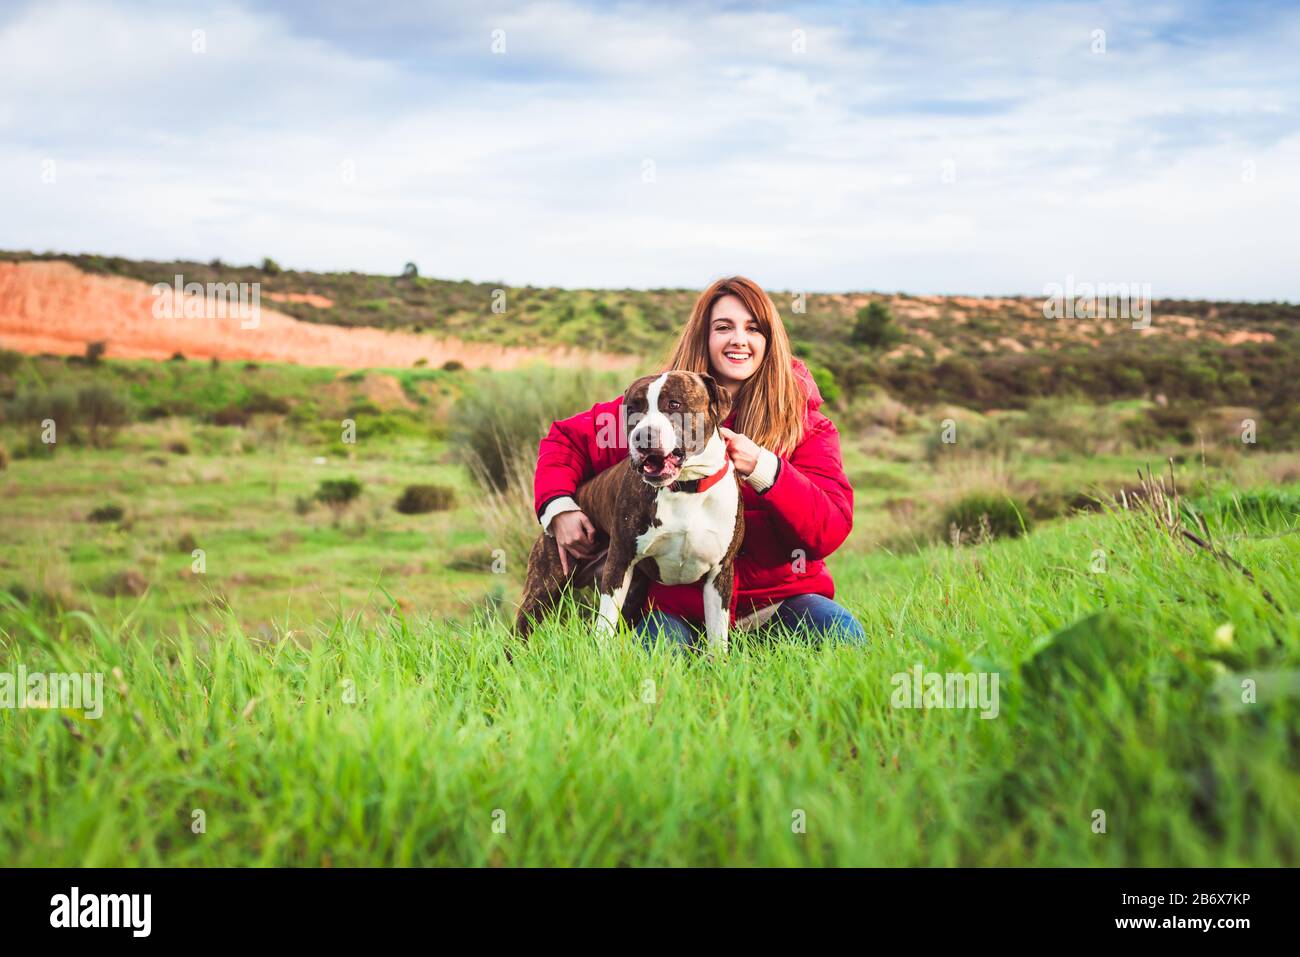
[{"xmin": 1, "ymin": 0, "xmax": 1297, "ymax": 299}]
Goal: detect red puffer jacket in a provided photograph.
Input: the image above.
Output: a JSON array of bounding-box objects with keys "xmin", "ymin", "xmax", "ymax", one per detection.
[{"xmin": 532, "ymin": 359, "xmax": 854, "ymax": 624}]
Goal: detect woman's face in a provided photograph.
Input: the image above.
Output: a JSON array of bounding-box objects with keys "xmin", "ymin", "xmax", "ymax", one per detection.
[{"xmin": 707, "ymin": 294, "xmax": 767, "ymax": 392}]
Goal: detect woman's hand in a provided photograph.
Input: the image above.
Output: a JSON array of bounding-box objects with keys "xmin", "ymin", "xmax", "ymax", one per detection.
[
  {"xmin": 552, "ymin": 509, "xmax": 599, "ymax": 575},
  {"xmin": 718, "ymin": 427, "xmax": 763, "ymax": 478}
]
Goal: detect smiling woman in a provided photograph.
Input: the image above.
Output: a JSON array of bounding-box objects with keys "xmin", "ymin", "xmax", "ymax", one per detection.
[{"xmin": 534, "ymin": 276, "xmax": 865, "ymax": 648}]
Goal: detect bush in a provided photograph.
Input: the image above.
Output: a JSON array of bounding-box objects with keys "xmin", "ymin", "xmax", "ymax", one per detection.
[
  {"xmin": 85, "ymin": 340, "xmax": 107, "ymax": 365},
  {"xmin": 923, "ymin": 412, "xmax": 1015, "ymax": 462},
  {"xmin": 939, "ymin": 493, "xmax": 1030, "ymax": 543},
  {"xmin": 177, "ymin": 532, "xmax": 199, "ymax": 553},
  {"xmin": 88, "ymin": 504, "xmax": 125, "ymax": 523},
  {"xmin": 1125, "ymin": 405, "xmax": 1198, "ymax": 448},
  {"xmin": 243, "ymin": 392, "xmax": 290, "ymax": 415},
  {"xmin": 212, "ymin": 406, "xmax": 250, "ymax": 427},
  {"xmin": 76, "ymin": 384, "xmax": 130, "ymax": 447},
  {"xmin": 851, "ymin": 302, "xmax": 902, "ymax": 349},
  {"xmin": 451, "ymin": 366, "xmax": 623, "ymax": 491},
  {"xmin": 315, "ymin": 478, "xmax": 362, "ymax": 520},
  {"xmin": 395, "ymin": 484, "xmax": 456, "ymax": 514},
  {"xmin": 9, "ymin": 386, "xmax": 78, "ymax": 445},
  {"xmin": 806, "ymin": 362, "xmax": 842, "ymax": 405}
]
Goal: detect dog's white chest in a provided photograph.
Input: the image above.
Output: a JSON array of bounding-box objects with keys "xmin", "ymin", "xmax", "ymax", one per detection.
[{"xmin": 635, "ymin": 473, "xmax": 739, "ymax": 585}]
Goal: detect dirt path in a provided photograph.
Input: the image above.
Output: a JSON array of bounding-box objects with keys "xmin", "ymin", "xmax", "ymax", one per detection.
[{"xmin": 0, "ymin": 261, "xmax": 638, "ymax": 371}]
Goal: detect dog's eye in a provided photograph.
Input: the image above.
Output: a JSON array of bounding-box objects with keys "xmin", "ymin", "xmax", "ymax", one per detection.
[{"xmin": 667, "ymin": 400, "xmax": 681, "ymax": 411}]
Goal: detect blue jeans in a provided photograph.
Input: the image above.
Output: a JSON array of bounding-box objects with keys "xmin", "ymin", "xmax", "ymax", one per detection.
[{"xmin": 635, "ymin": 593, "xmax": 867, "ymax": 651}]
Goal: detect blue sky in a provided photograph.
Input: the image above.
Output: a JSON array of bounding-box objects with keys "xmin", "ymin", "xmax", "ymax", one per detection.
[{"xmin": 1, "ymin": 0, "xmax": 1296, "ymax": 298}]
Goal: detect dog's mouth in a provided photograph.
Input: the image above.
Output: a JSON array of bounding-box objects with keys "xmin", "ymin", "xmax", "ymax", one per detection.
[{"xmin": 634, "ymin": 450, "xmax": 683, "ymax": 484}]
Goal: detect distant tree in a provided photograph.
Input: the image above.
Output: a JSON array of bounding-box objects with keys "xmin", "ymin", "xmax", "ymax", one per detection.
[
  {"xmin": 261, "ymin": 257, "xmax": 281, "ymax": 275},
  {"xmin": 315, "ymin": 478, "xmax": 363, "ymax": 524},
  {"xmin": 402, "ymin": 262, "xmax": 419, "ymax": 279},
  {"xmin": 77, "ymin": 384, "xmax": 130, "ymax": 448},
  {"xmin": 851, "ymin": 301, "xmax": 902, "ymax": 349}
]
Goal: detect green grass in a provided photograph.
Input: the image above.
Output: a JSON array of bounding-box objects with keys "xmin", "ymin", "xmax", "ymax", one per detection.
[
  {"xmin": 3, "ymin": 356, "xmax": 1298, "ymax": 864},
  {"xmin": 2, "ymin": 487, "xmax": 1296, "ymax": 866}
]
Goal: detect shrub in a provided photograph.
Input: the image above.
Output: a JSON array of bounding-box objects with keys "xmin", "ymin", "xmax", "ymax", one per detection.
[
  {"xmin": 806, "ymin": 362, "xmax": 842, "ymax": 405},
  {"xmin": 1125, "ymin": 405, "xmax": 1198, "ymax": 448},
  {"xmin": 451, "ymin": 366, "xmax": 623, "ymax": 491},
  {"xmin": 315, "ymin": 478, "xmax": 362, "ymax": 521},
  {"xmin": 442, "ymin": 360, "xmax": 464, "ymax": 372},
  {"xmin": 76, "ymin": 384, "xmax": 130, "ymax": 447},
  {"xmin": 261, "ymin": 257, "xmax": 281, "ymax": 275},
  {"xmin": 85, "ymin": 340, "xmax": 107, "ymax": 365},
  {"xmin": 0, "ymin": 349, "xmax": 21, "ymax": 375},
  {"xmin": 395, "ymin": 484, "xmax": 456, "ymax": 514},
  {"xmin": 1016, "ymin": 398, "xmax": 1117, "ymax": 456},
  {"xmin": 0, "ymin": 443, "xmax": 8, "ymax": 471},
  {"xmin": 242, "ymin": 392, "xmax": 290, "ymax": 415},
  {"xmin": 923, "ymin": 412, "xmax": 1015, "ymax": 462},
  {"xmin": 88, "ymin": 504, "xmax": 125, "ymax": 523},
  {"xmin": 939, "ymin": 492, "xmax": 1030, "ymax": 544},
  {"xmin": 9, "ymin": 386, "xmax": 78, "ymax": 445},
  {"xmin": 177, "ymin": 532, "xmax": 199, "ymax": 553},
  {"xmin": 851, "ymin": 302, "xmax": 902, "ymax": 349},
  {"xmin": 212, "ymin": 406, "xmax": 250, "ymax": 427},
  {"xmin": 294, "ymin": 495, "xmax": 315, "ymax": 516},
  {"xmin": 166, "ymin": 440, "xmax": 190, "ymax": 455}
]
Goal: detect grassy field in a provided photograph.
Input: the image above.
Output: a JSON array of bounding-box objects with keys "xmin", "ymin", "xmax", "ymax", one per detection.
[
  {"xmin": 2, "ymin": 353, "xmax": 1298, "ymax": 865},
  {"xmin": 1, "ymin": 479, "xmax": 1297, "ymax": 865}
]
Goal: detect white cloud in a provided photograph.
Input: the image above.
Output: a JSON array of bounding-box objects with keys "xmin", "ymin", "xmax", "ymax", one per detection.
[{"xmin": 0, "ymin": 0, "xmax": 1296, "ymax": 299}]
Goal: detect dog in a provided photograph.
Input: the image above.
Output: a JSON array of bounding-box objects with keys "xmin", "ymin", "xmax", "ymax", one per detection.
[{"xmin": 515, "ymin": 370, "xmax": 744, "ymax": 654}]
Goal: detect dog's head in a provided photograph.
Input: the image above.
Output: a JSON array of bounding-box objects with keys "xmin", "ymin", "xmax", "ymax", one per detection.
[{"xmin": 623, "ymin": 371, "xmax": 731, "ymax": 487}]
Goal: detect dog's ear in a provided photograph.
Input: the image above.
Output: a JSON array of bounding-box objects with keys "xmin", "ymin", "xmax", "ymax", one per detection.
[{"xmin": 699, "ymin": 373, "xmax": 730, "ymax": 428}]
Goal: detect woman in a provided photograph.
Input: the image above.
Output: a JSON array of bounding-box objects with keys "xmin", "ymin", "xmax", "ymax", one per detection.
[{"xmin": 532, "ymin": 276, "xmax": 865, "ymax": 648}]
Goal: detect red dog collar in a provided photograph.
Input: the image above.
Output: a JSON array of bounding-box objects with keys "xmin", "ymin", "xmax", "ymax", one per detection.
[{"xmin": 669, "ymin": 462, "xmax": 731, "ymax": 494}]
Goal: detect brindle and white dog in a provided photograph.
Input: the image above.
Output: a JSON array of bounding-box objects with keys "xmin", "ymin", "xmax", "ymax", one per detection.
[{"xmin": 515, "ymin": 371, "xmax": 744, "ymax": 653}]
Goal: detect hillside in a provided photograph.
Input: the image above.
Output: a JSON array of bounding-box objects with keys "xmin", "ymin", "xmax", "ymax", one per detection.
[
  {"xmin": 1, "ymin": 250, "xmax": 1297, "ymax": 444},
  {"xmin": 0, "ymin": 259, "xmax": 635, "ymax": 372}
]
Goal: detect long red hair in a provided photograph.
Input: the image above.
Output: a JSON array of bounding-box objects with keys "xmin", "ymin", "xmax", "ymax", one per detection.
[{"xmin": 663, "ymin": 277, "xmax": 806, "ymax": 456}]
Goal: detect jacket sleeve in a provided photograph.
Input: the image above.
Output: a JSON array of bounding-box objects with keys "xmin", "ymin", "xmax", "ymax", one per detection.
[
  {"xmin": 756, "ymin": 414, "xmax": 854, "ymax": 561},
  {"xmin": 534, "ymin": 395, "xmax": 625, "ymax": 518}
]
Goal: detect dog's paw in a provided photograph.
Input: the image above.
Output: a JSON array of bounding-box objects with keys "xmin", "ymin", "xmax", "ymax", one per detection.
[{"xmin": 593, "ymin": 612, "xmax": 617, "ymax": 640}]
